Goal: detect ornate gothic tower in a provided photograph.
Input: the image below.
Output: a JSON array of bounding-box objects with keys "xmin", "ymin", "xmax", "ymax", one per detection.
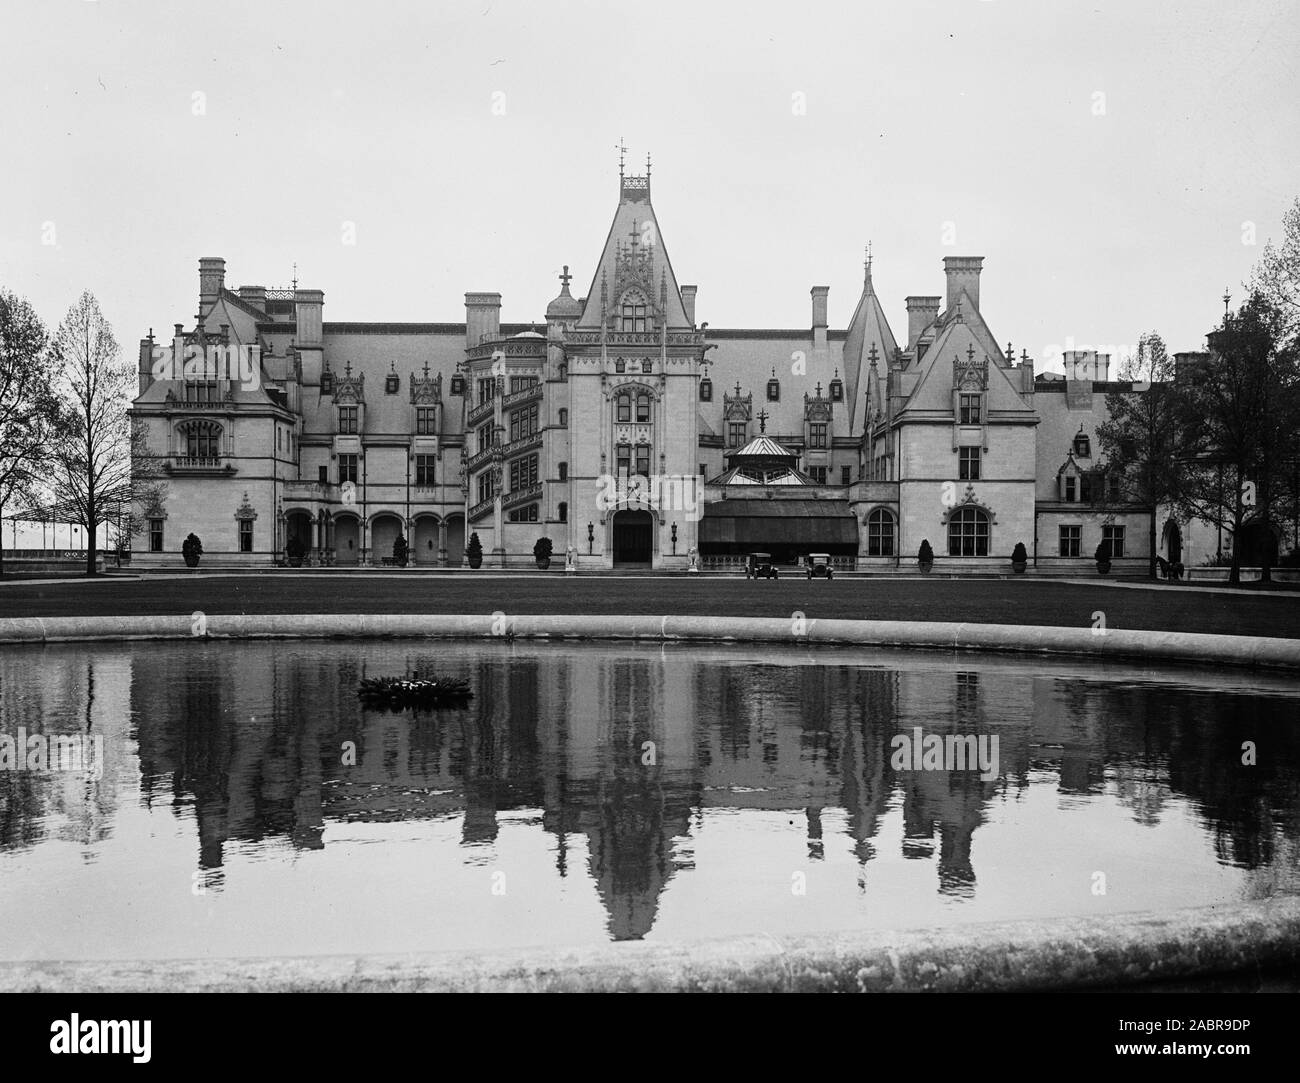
[{"xmin": 561, "ymin": 154, "xmax": 707, "ymax": 569}]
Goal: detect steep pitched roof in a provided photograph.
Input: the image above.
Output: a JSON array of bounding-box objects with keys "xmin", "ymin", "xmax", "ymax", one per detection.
[
  {"xmin": 840, "ymin": 257, "xmax": 899, "ymax": 432},
  {"xmin": 896, "ymin": 316, "xmax": 1035, "ymax": 419},
  {"xmin": 577, "ymin": 172, "xmax": 691, "ymax": 330}
]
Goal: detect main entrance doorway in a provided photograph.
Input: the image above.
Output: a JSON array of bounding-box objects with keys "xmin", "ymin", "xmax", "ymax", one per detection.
[{"xmin": 612, "ymin": 510, "xmax": 653, "ymax": 566}]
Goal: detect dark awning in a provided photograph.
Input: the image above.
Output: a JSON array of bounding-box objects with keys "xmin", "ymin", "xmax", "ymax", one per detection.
[{"xmin": 700, "ymin": 499, "xmax": 859, "ymax": 546}]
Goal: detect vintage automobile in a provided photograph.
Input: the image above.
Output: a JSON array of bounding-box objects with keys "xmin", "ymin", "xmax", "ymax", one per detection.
[
  {"xmin": 805, "ymin": 553, "xmax": 834, "ymax": 579},
  {"xmin": 745, "ymin": 552, "xmax": 779, "ymax": 579}
]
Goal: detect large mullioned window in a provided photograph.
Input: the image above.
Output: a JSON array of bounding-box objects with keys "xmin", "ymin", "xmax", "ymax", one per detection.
[
  {"xmin": 947, "ymin": 507, "xmax": 989, "ymax": 556},
  {"xmin": 867, "ymin": 508, "xmax": 895, "ymax": 556}
]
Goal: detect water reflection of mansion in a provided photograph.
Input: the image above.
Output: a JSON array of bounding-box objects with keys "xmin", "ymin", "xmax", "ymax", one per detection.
[{"xmin": 115, "ymin": 646, "xmax": 1300, "ymax": 941}]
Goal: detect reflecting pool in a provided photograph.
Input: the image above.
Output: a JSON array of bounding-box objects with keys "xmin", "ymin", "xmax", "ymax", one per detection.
[{"xmin": 1, "ymin": 640, "xmax": 1298, "ymax": 961}]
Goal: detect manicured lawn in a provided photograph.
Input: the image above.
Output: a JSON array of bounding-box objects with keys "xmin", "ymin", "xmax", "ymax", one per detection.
[{"xmin": 1, "ymin": 574, "xmax": 1297, "ymax": 638}]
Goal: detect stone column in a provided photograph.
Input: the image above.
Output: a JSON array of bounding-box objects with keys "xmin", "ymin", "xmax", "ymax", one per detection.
[{"xmin": 438, "ymin": 519, "xmax": 448, "ymax": 566}]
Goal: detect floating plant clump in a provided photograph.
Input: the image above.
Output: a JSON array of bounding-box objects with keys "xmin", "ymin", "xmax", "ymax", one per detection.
[{"xmin": 356, "ymin": 674, "xmax": 474, "ymax": 710}]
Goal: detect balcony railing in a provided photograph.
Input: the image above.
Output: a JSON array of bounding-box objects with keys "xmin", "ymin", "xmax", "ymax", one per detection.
[
  {"xmin": 463, "ymin": 444, "xmax": 496, "ymax": 473},
  {"xmin": 164, "ymin": 456, "xmax": 234, "ymax": 474},
  {"xmin": 501, "ymin": 383, "xmax": 543, "ymax": 410},
  {"xmin": 468, "ymin": 497, "xmax": 495, "ymax": 523},
  {"xmin": 466, "ymin": 398, "xmax": 496, "ymax": 427},
  {"xmin": 499, "ymin": 432, "xmax": 542, "ymax": 459},
  {"xmin": 283, "ymin": 480, "xmax": 334, "ymax": 500},
  {"xmin": 502, "ymin": 483, "xmax": 542, "ymax": 511}
]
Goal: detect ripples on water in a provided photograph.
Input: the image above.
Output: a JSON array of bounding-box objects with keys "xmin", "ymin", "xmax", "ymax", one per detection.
[{"xmin": 0, "ymin": 640, "xmax": 1298, "ymax": 961}]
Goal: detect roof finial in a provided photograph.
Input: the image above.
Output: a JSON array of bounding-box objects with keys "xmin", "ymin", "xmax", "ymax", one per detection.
[
  {"xmin": 864, "ymin": 241, "xmax": 873, "ymax": 288},
  {"xmin": 616, "ymin": 137, "xmax": 626, "ymax": 180},
  {"xmin": 559, "ymin": 264, "xmax": 572, "ymax": 290},
  {"xmin": 757, "ymin": 408, "xmax": 769, "ymax": 434},
  {"xmin": 1223, "ymin": 287, "xmax": 1231, "ymax": 314},
  {"xmin": 292, "ymin": 262, "xmax": 298, "ymax": 290},
  {"xmin": 646, "ymin": 151, "xmax": 652, "ymax": 178}
]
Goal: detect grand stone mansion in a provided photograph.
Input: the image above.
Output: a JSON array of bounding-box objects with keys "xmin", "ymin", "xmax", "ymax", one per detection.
[{"xmin": 130, "ymin": 163, "xmax": 1160, "ymax": 572}]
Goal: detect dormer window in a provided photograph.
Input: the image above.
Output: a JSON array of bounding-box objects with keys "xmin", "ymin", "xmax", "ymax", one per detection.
[
  {"xmin": 620, "ymin": 303, "xmax": 647, "ymax": 332},
  {"xmin": 321, "ymin": 370, "xmax": 334, "ymax": 395},
  {"xmin": 767, "ymin": 376, "xmax": 781, "ymax": 402},
  {"xmin": 386, "ymin": 370, "xmax": 400, "ymax": 394},
  {"xmin": 1065, "ymin": 476, "xmax": 1077, "ymax": 502},
  {"xmin": 450, "ymin": 374, "xmax": 466, "ymax": 395},
  {"xmin": 1073, "ymin": 431, "xmax": 1091, "ymax": 458},
  {"xmin": 416, "ymin": 406, "xmax": 436, "ymax": 435},
  {"xmin": 960, "ymin": 394, "xmax": 982, "ymax": 424},
  {"xmin": 339, "ymin": 406, "xmax": 358, "ymax": 434},
  {"xmin": 699, "ymin": 377, "xmax": 712, "ymax": 402},
  {"xmin": 829, "ymin": 378, "xmax": 843, "ymax": 402}
]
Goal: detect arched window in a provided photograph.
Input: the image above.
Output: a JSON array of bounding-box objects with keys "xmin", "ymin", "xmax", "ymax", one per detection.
[
  {"xmin": 558, "ymin": 408, "xmax": 568, "ymax": 427},
  {"xmin": 699, "ymin": 377, "xmax": 712, "ymax": 402},
  {"xmin": 182, "ymin": 421, "xmax": 222, "ymax": 459},
  {"xmin": 616, "ymin": 393, "xmax": 631, "ymax": 422},
  {"xmin": 867, "ymin": 508, "xmax": 895, "ymax": 556},
  {"xmin": 947, "ymin": 507, "xmax": 990, "ymax": 556},
  {"xmin": 636, "ymin": 392, "xmax": 651, "ymax": 423}
]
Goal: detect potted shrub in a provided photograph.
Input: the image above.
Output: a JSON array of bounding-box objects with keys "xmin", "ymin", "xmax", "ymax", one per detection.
[
  {"xmin": 533, "ymin": 536, "xmax": 553, "ymax": 570},
  {"xmin": 466, "ymin": 531, "xmax": 483, "ymax": 569},
  {"xmin": 1095, "ymin": 539, "xmax": 1112, "ymax": 575},
  {"xmin": 393, "ymin": 534, "xmax": 409, "ymax": 567},
  {"xmin": 182, "ymin": 532, "xmax": 203, "ymax": 568},
  {"xmin": 918, "ymin": 538, "xmax": 934, "ymax": 574},
  {"xmin": 1011, "ymin": 541, "xmax": 1028, "ymax": 574},
  {"xmin": 286, "ymin": 535, "xmax": 306, "ymax": 568}
]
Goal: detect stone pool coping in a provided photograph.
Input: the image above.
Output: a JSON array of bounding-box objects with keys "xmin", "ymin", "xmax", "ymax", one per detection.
[
  {"xmin": 1, "ymin": 612, "xmax": 1298, "ymax": 670},
  {"xmin": 3, "ymin": 898, "xmax": 1297, "ymax": 992}
]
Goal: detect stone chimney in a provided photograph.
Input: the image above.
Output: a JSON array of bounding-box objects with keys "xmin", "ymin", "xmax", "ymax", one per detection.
[
  {"xmin": 1064, "ymin": 349, "xmax": 1109, "ymax": 382},
  {"xmin": 465, "ymin": 292, "xmax": 502, "ymax": 348},
  {"xmin": 238, "ymin": 285, "xmax": 268, "ymax": 311},
  {"xmin": 811, "ymin": 286, "xmax": 829, "ymax": 350},
  {"xmin": 199, "ymin": 257, "xmax": 226, "ymax": 310},
  {"xmin": 680, "ymin": 285, "xmax": 697, "ymax": 327},
  {"xmin": 943, "ymin": 256, "xmax": 983, "ymax": 314},
  {"xmin": 810, "ymin": 286, "xmax": 829, "ymax": 329},
  {"xmin": 294, "ymin": 289, "xmax": 324, "ymax": 348},
  {"xmin": 905, "ymin": 296, "xmax": 941, "ymax": 349}
]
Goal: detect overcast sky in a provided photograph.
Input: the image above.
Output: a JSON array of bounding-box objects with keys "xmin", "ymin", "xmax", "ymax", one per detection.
[{"xmin": 3, "ymin": 0, "xmax": 1298, "ymax": 372}]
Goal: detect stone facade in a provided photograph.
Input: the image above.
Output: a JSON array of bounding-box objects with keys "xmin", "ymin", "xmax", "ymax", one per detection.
[{"xmin": 129, "ymin": 166, "xmax": 1156, "ymax": 572}]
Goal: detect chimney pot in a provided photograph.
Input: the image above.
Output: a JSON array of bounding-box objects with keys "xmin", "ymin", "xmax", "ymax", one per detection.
[
  {"xmin": 942, "ymin": 256, "xmax": 983, "ymax": 315},
  {"xmin": 810, "ymin": 286, "xmax": 829, "ymax": 329},
  {"xmin": 680, "ymin": 285, "xmax": 697, "ymax": 327}
]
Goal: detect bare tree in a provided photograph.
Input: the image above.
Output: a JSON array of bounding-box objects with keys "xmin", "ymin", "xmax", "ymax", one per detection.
[
  {"xmin": 0, "ymin": 289, "xmax": 60, "ymax": 578},
  {"xmin": 1098, "ymin": 331, "xmax": 1190, "ymax": 578},
  {"xmin": 47, "ymin": 292, "xmax": 134, "ymax": 577},
  {"xmin": 1251, "ymin": 197, "xmax": 1300, "ymax": 336},
  {"xmin": 1177, "ymin": 292, "xmax": 1300, "ymax": 585}
]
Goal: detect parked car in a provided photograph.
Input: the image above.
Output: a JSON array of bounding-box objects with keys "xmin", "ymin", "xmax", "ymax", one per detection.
[
  {"xmin": 745, "ymin": 552, "xmax": 779, "ymax": 579},
  {"xmin": 805, "ymin": 553, "xmax": 834, "ymax": 579}
]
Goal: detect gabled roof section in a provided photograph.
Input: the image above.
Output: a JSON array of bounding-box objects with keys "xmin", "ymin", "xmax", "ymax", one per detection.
[
  {"xmin": 577, "ymin": 167, "xmax": 691, "ymax": 330},
  {"xmin": 841, "ymin": 252, "xmax": 899, "ymax": 431},
  {"xmin": 926, "ymin": 291, "xmax": 1002, "ymax": 368},
  {"xmin": 896, "ymin": 316, "xmax": 1035, "ymax": 419}
]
